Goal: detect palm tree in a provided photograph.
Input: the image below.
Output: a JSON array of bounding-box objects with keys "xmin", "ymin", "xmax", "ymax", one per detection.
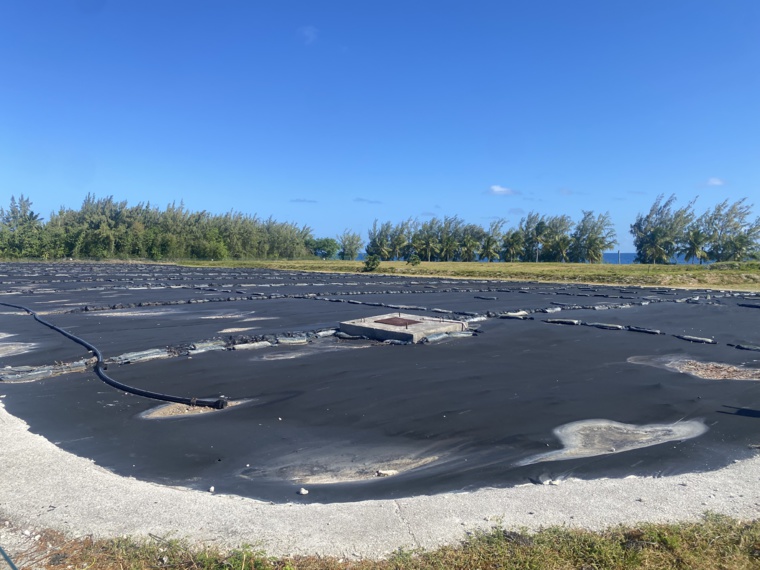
[
  {"xmin": 534, "ymin": 221, "xmax": 547, "ymax": 262},
  {"xmin": 501, "ymin": 230, "xmax": 524, "ymax": 262},
  {"xmin": 366, "ymin": 220, "xmax": 392, "ymax": 260},
  {"xmin": 389, "ymin": 219, "xmax": 413, "ymax": 260},
  {"xmin": 641, "ymin": 227, "xmax": 676, "ymax": 264},
  {"xmin": 551, "ymin": 234, "xmax": 572, "ymax": 262},
  {"xmin": 679, "ymin": 227, "xmax": 710, "ymax": 264},
  {"xmin": 459, "ymin": 224, "xmax": 484, "ymax": 262},
  {"xmin": 412, "ymin": 220, "xmax": 440, "ymax": 262},
  {"xmin": 438, "ymin": 216, "xmax": 462, "ymax": 261},
  {"xmin": 480, "ymin": 219, "xmax": 505, "ymax": 262},
  {"xmin": 722, "ymin": 233, "xmax": 752, "ymax": 261}
]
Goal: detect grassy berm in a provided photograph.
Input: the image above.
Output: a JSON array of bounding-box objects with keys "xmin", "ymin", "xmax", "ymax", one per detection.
[
  {"xmin": 182, "ymin": 260, "xmax": 760, "ymax": 291},
  {"xmin": 13, "ymin": 515, "xmax": 760, "ymax": 569}
]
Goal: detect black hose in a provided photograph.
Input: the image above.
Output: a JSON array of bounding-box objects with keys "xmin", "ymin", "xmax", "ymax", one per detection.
[
  {"xmin": 1, "ymin": 302, "xmax": 227, "ymax": 409},
  {"xmin": 0, "ymin": 543, "xmax": 19, "ymax": 570}
]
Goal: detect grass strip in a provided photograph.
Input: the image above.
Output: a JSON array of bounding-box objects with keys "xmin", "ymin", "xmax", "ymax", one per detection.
[
  {"xmin": 19, "ymin": 514, "xmax": 760, "ymax": 570},
  {"xmin": 178, "ymin": 260, "xmax": 760, "ymax": 291}
]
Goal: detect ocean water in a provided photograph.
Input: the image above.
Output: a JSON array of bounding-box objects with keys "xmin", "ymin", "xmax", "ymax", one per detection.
[
  {"xmin": 603, "ymin": 252, "xmax": 637, "ymax": 264},
  {"xmin": 602, "ymin": 252, "xmax": 698, "ymax": 265}
]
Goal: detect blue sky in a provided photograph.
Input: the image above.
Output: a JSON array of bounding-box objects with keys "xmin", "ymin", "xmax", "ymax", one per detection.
[{"xmin": 1, "ymin": 1, "xmax": 758, "ymax": 251}]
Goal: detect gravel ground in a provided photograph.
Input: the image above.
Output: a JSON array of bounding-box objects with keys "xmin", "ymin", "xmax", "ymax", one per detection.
[{"xmin": 2, "ymin": 400, "xmax": 759, "ymax": 562}]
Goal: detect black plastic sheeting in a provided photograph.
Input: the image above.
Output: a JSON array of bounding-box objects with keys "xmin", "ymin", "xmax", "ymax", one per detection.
[{"xmin": 1, "ymin": 262, "xmax": 759, "ymax": 504}]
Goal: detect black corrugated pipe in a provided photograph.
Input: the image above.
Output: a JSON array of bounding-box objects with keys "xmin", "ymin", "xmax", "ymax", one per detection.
[{"xmin": 1, "ymin": 302, "xmax": 227, "ymax": 409}]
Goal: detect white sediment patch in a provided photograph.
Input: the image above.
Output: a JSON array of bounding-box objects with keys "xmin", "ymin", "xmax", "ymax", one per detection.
[
  {"xmin": 92, "ymin": 309, "xmax": 178, "ymax": 317},
  {"xmin": 252, "ymin": 343, "xmax": 371, "ymax": 361},
  {"xmin": 0, "ymin": 342, "xmax": 37, "ymax": 358},
  {"xmin": 233, "ymin": 341, "xmax": 272, "ymax": 350},
  {"xmin": 200, "ymin": 313, "xmax": 251, "ymax": 320},
  {"xmin": 261, "ymin": 352, "xmax": 307, "ymax": 361},
  {"xmin": 279, "ymin": 455, "xmax": 440, "ymax": 484},
  {"xmin": 0, "ymin": 332, "xmax": 16, "ymax": 340},
  {"xmin": 109, "ymin": 349, "xmax": 171, "ymax": 365},
  {"xmin": 139, "ymin": 399, "xmax": 250, "ymax": 420},
  {"xmin": 517, "ymin": 419, "xmax": 708, "ymax": 466},
  {"xmin": 218, "ymin": 327, "xmax": 258, "ymax": 333},
  {"xmin": 629, "ymin": 355, "xmax": 760, "ymax": 381}
]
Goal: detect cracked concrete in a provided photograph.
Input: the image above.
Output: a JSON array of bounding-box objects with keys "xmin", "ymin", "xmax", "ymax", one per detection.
[{"xmin": 393, "ymin": 499, "xmax": 420, "ymax": 550}]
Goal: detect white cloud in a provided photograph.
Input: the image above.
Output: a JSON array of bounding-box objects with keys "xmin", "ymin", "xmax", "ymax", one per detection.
[
  {"xmin": 355, "ymin": 197, "xmax": 382, "ymax": 205},
  {"xmin": 489, "ymin": 185, "xmax": 519, "ymax": 196},
  {"xmin": 298, "ymin": 26, "xmax": 319, "ymax": 45},
  {"xmin": 706, "ymin": 177, "xmax": 725, "ymax": 186}
]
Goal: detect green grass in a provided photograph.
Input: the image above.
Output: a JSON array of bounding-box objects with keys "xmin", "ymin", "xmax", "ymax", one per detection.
[
  {"xmin": 24, "ymin": 514, "xmax": 760, "ymax": 569},
  {"xmin": 179, "ymin": 259, "xmax": 760, "ymax": 291}
]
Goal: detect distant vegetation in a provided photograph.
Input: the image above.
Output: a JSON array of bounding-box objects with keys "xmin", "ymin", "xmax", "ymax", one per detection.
[
  {"xmin": 0, "ymin": 193, "xmax": 758, "ymax": 264},
  {"xmin": 631, "ymin": 194, "xmax": 760, "ymax": 264},
  {"xmin": 366, "ymin": 196, "xmax": 759, "ymax": 265},
  {"xmin": 0, "ymin": 194, "xmax": 360, "ymax": 261},
  {"xmin": 365, "ymin": 211, "xmax": 617, "ymax": 263}
]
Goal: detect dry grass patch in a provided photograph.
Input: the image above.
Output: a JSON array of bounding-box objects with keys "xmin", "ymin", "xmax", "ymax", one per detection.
[{"xmin": 179, "ymin": 260, "xmax": 760, "ymax": 291}]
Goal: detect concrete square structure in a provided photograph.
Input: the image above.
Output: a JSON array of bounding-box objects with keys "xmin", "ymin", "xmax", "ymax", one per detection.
[{"xmin": 339, "ymin": 312, "xmax": 467, "ymax": 343}]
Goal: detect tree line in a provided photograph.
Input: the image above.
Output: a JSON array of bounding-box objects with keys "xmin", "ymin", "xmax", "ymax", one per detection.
[
  {"xmin": 0, "ymin": 194, "xmax": 327, "ymax": 261},
  {"xmin": 365, "ymin": 211, "xmax": 617, "ymax": 263},
  {"xmin": 0, "ymin": 193, "xmax": 757, "ymax": 263},
  {"xmin": 631, "ymin": 195, "xmax": 760, "ymax": 264}
]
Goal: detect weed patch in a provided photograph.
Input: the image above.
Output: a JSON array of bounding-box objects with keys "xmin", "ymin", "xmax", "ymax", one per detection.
[{"xmin": 13, "ymin": 515, "xmax": 760, "ymax": 570}]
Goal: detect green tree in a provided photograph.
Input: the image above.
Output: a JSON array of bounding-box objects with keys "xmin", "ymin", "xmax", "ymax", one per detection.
[
  {"xmin": 389, "ymin": 219, "xmax": 414, "ymax": 260},
  {"xmin": 366, "ymin": 220, "xmax": 392, "ymax": 260},
  {"xmin": 517, "ymin": 212, "xmax": 545, "ymax": 262},
  {"xmin": 570, "ymin": 211, "xmax": 617, "ymax": 263},
  {"xmin": 533, "ymin": 220, "xmax": 548, "ymax": 262},
  {"xmin": 631, "ymin": 194, "xmax": 695, "ymax": 264},
  {"xmin": 679, "ymin": 226, "xmax": 710, "ymax": 264},
  {"xmin": 438, "ymin": 216, "xmax": 463, "ymax": 262},
  {"xmin": 480, "ymin": 219, "xmax": 505, "ymax": 262},
  {"xmin": 337, "ymin": 229, "xmax": 363, "ymax": 260},
  {"xmin": 459, "ymin": 224, "xmax": 484, "ymax": 262},
  {"xmin": 721, "ymin": 233, "xmax": 754, "ymax": 262},
  {"xmin": 538, "ymin": 215, "xmax": 573, "ymax": 262},
  {"xmin": 311, "ymin": 237, "xmax": 340, "ymax": 259},
  {"xmin": 0, "ymin": 194, "xmax": 44, "ymax": 258},
  {"xmin": 362, "ymin": 254, "xmax": 381, "ymax": 272},
  {"xmin": 412, "ymin": 219, "xmax": 441, "ymax": 262},
  {"xmin": 698, "ymin": 199, "xmax": 760, "ymax": 262},
  {"xmin": 501, "ymin": 229, "xmax": 524, "ymax": 262}
]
